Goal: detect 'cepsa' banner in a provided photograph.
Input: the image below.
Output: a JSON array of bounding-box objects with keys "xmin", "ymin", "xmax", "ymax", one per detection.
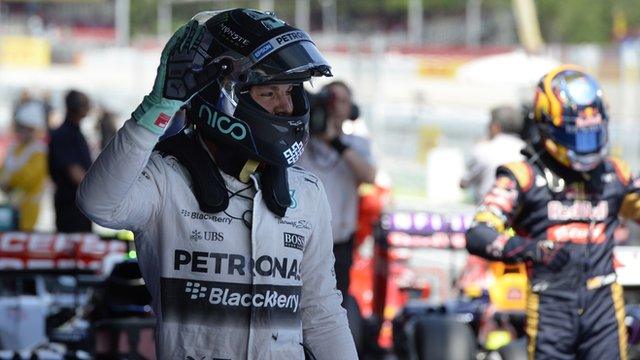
[{"xmin": 0, "ymin": 232, "xmax": 126, "ymax": 272}]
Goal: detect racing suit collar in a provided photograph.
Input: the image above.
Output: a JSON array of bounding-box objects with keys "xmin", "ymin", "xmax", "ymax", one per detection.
[{"xmin": 524, "ymin": 143, "xmax": 606, "ymax": 195}]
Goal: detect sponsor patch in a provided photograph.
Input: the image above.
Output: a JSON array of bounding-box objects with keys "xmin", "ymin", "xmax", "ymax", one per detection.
[
  {"xmin": 275, "ymin": 31, "xmax": 307, "ymax": 45},
  {"xmin": 546, "ymin": 222, "xmax": 606, "ymax": 244},
  {"xmin": 154, "ymin": 113, "xmax": 171, "ymax": 128},
  {"xmin": 219, "ymin": 24, "xmax": 250, "ymax": 47},
  {"xmin": 252, "ymin": 42, "xmax": 274, "ymax": 61},
  {"xmin": 190, "ymin": 230, "xmax": 224, "ymax": 242},
  {"xmin": 180, "ymin": 209, "xmax": 232, "ymax": 224},
  {"xmin": 277, "ymin": 218, "xmax": 312, "ymax": 230},
  {"xmin": 547, "ymin": 200, "xmax": 608, "ymax": 221},
  {"xmin": 283, "ymin": 141, "xmax": 304, "ymax": 165},
  {"xmin": 173, "ymin": 249, "xmax": 300, "ymax": 280},
  {"xmin": 575, "ymin": 107, "xmax": 602, "ymax": 128},
  {"xmin": 198, "ymin": 105, "xmax": 248, "ymax": 141},
  {"xmin": 283, "ymin": 232, "xmax": 305, "ymax": 251},
  {"xmin": 162, "ymin": 278, "xmax": 302, "ymax": 328},
  {"xmin": 250, "ymin": 30, "xmax": 311, "ymax": 62},
  {"xmin": 185, "ymin": 281, "xmax": 208, "ymax": 299}
]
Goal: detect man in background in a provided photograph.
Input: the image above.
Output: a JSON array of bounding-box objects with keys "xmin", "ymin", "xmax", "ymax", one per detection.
[
  {"xmin": 48, "ymin": 89, "xmax": 93, "ymax": 232},
  {"xmin": 460, "ymin": 105, "xmax": 525, "ymax": 203},
  {"xmin": 95, "ymin": 106, "xmax": 118, "ymax": 150},
  {"xmin": 298, "ymin": 81, "xmax": 377, "ymax": 299},
  {"xmin": 466, "ymin": 66, "xmax": 634, "ymax": 359}
]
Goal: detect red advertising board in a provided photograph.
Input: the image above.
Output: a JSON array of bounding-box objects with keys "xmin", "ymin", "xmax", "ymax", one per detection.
[{"xmin": 0, "ymin": 232, "xmax": 126, "ymax": 273}]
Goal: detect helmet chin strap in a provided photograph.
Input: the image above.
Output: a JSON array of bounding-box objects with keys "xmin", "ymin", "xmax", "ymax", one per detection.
[
  {"xmin": 525, "ymin": 142, "xmax": 606, "ymax": 195},
  {"xmin": 196, "ymin": 125, "xmax": 292, "ymax": 216}
]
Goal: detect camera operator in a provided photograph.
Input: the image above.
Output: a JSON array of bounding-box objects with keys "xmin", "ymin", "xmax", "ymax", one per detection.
[{"xmin": 298, "ymin": 81, "xmax": 377, "ymax": 299}]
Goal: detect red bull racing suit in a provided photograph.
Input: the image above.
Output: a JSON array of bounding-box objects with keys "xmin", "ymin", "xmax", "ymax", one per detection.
[
  {"xmin": 77, "ymin": 119, "xmax": 357, "ymax": 359},
  {"xmin": 466, "ymin": 150, "xmax": 640, "ymax": 360}
]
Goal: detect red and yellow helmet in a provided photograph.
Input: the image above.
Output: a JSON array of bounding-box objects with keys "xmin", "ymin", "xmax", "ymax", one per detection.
[{"xmin": 533, "ymin": 65, "xmax": 609, "ymax": 171}]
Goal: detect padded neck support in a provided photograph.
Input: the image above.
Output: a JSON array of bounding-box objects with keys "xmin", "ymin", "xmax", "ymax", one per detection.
[
  {"xmin": 155, "ymin": 131, "xmax": 291, "ymax": 217},
  {"xmin": 155, "ymin": 132, "xmax": 228, "ymax": 213}
]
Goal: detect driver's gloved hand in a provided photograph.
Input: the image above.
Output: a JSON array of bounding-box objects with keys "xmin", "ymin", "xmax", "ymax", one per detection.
[
  {"xmin": 502, "ymin": 237, "xmax": 570, "ymax": 272},
  {"xmin": 132, "ymin": 20, "xmax": 216, "ymax": 135}
]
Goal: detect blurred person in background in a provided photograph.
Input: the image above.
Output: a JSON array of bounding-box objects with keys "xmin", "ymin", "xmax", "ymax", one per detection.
[
  {"xmin": 297, "ymin": 81, "xmax": 377, "ymax": 300},
  {"xmin": 95, "ymin": 106, "xmax": 118, "ymax": 149},
  {"xmin": 0, "ymin": 101, "xmax": 48, "ymax": 231},
  {"xmin": 77, "ymin": 9, "xmax": 356, "ymax": 359},
  {"xmin": 42, "ymin": 90, "xmax": 55, "ymax": 131},
  {"xmin": 49, "ymin": 89, "xmax": 93, "ymax": 233},
  {"xmin": 466, "ymin": 65, "xmax": 640, "ymax": 359},
  {"xmin": 460, "ymin": 105, "xmax": 525, "ymax": 204},
  {"xmin": 12, "ymin": 90, "xmax": 35, "ymax": 120}
]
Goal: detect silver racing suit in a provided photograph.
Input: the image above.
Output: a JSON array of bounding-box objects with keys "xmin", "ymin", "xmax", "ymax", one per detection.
[{"xmin": 77, "ymin": 119, "xmax": 357, "ymax": 359}]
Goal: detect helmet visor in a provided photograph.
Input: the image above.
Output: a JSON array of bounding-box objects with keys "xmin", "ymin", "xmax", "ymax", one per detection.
[
  {"xmin": 548, "ymin": 117, "xmax": 607, "ymax": 154},
  {"xmin": 245, "ymin": 40, "xmax": 332, "ymax": 84},
  {"xmin": 557, "ymin": 73, "xmax": 600, "ymax": 107}
]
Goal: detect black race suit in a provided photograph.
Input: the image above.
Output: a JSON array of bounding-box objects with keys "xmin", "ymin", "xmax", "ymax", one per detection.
[{"xmin": 466, "ymin": 151, "xmax": 640, "ymax": 360}]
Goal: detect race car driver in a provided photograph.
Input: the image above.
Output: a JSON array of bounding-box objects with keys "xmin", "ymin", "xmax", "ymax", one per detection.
[
  {"xmin": 77, "ymin": 9, "xmax": 357, "ymax": 359},
  {"xmin": 466, "ymin": 65, "xmax": 639, "ymax": 359}
]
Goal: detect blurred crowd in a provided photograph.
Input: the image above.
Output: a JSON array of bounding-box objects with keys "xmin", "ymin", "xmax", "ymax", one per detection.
[
  {"xmin": 1, "ymin": 85, "xmax": 635, "ymax": 249},
  {"xmin": 0, "ymin": 89, "xmax": 117, "ymax": 232}
]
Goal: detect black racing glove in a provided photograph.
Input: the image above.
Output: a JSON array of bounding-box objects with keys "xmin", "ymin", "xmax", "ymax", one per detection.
[
  {"xmin": 502, "ymin": 237, "xmax": 570, "ymax": 272},
  {"xmin": 132, "ymin": 20, "xmax": 218, "ymax": 135},
  {"xmin": 162, "ymin": 20, "xmax": 218, "ymax": 101}
]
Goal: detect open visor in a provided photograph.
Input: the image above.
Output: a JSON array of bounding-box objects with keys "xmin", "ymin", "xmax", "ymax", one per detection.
[
  {"xmin": 546, "ymin": 119, "xmax": 608, "ymax": 154},
  {"xmin": 244, "ymin": 39, "xmax": 332, "ymax": 84}
]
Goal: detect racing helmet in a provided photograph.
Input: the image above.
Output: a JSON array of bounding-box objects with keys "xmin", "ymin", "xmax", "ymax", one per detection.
[
  {"xmin": 533, "ymin": 65, "xmax": 609, "ymax": 172},
  {"xmin": 186, "ymin": 8, "xmax": 332, "ymax": 166}
]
